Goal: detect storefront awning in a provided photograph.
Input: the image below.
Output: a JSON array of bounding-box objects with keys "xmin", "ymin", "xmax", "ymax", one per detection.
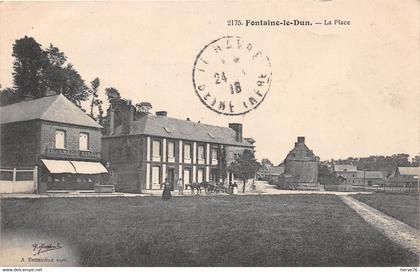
[
  {"xmin": 70, "ymin": 161, "xmax": 108, "ymax": 174},
  {"xmin": 41, "ymin": 159, "xmax": 77, "ymax": 174},
  {"xmin": 41, "ymin": 159, "xmax": 108, "ymax": 175}
]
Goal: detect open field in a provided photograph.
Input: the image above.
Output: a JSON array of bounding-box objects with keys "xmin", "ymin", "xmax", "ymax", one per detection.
[
  {"xmin": 1, "ymin": 195, "xmax": 418, "ymax": 266},
  {"xmin": 352, "ymin": 193, "xmax": 419, "ymax": 229}
]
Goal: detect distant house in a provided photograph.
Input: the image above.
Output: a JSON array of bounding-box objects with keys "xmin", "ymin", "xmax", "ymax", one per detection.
[
  {"xmin": 389, "ymin": 167, "xmax": 419, "ymax": 187},
  {"xmin": 101, "ymin": 110, "xmax": 254, "ymax": 193},
  {"xmin": 278, "ymin": 137, "xmax": 321, "ymax": 190},
  {"xmin": 257, "ymin": 164, "xmax": 284, "ymax": 184},
  {"xmin": 0, "ymin": 94, "xmax": 107, "ymax": 192},
  {"xmin": 354, "ymin": 170, "xmax": 385, "ymax": 186},
  {"xmin": 332, "ymin": 164, "xmax": 357, "ymax": 184}
]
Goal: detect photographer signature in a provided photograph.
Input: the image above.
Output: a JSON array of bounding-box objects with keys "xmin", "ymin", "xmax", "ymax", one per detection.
[{"xmin": 32, "ymin": 242, "xmax": 62, "ymax": 255}]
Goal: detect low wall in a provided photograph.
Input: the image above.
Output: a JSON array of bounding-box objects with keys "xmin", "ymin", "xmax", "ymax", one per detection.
[
  {"xmin": 324, "ymin": 184, "xmax": 353, "ymax": 192},
  {"xmin": 0, "ymin": 180, "xmax": 36, "ymax": 194}
]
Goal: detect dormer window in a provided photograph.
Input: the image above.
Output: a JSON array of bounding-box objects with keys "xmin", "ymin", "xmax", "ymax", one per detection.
[
  {"xmin": 207, "ymin": 132, "xmax": 214, "ymax": 138},
  {"xmin": 164, "ymin": 126, "xmax": 171, "ymax": 133}
]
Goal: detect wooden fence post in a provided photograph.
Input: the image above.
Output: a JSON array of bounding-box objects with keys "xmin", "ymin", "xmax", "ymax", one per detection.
[{"xmin": 34, "ymin": 166, "xmax": 38, "ymax": 193}]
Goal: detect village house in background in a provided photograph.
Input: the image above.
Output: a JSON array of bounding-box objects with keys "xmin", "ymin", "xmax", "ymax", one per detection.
[
  {"xmin": 332, "ymin": 164, "xmax": 357, "ymax": 184},
  {"xmin": 354, "ymin": 170, "xmax": 385, "ymax": 187},
  {"xmin": 277, "ymin": 137, "xmax": 321, "ymax": 190},
  {"xmin": 0, "ymin": 93, "xmax": 108, "ymax": 193},
  {"xmin": 389, "ymin": 166, "xmax": 419, "ymax": 187},
  {"xmin": 101, "ymin": 108, "xmax": 255, "ymax": 193},
  {"xmin": 257, "ymin": 163, "xmax": 284, "ymax": 185}
]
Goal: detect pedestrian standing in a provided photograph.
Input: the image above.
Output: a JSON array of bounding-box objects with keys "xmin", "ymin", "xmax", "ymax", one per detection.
[
  {"xmin": 162, "ymin": 179, "xmax": 172, "ymax": 200},
  {"xmin": 178, "ymin": 178, "xmax": 184, "ymax": 195},
  {"xmin": 233, "ymin": 182, "xmax": 239, "ymax": 195}
]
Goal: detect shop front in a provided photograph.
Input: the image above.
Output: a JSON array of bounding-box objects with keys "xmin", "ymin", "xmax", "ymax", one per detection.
[{"xmin": 40, "ymin": 159, "xmax": 108, "ymax": 191}]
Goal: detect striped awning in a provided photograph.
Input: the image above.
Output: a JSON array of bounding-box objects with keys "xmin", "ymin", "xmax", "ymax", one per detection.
[{"xmin": 41, "ymin": 159, "xmax": 108, "ymax": 175}]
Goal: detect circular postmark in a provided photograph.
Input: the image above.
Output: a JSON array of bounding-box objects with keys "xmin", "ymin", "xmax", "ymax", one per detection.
[{"xmin": 193, "ymin": 36, "xmax": 272, "ymax": 116}]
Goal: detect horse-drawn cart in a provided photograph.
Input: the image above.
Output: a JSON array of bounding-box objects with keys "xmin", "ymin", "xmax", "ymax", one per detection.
[{"xmin": 185, "ymin": 182, "xmax": 228, "ymax": 195}]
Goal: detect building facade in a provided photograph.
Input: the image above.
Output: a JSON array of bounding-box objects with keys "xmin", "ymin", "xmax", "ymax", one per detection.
[
  {"xmin": 101, "ymin": 110, "xmax": 254, "ymax": 193},
  {"xmin": 278, "ymin": 137, "xmax": 321, "ymax": 190},
  {"xmin": 389, "ymin": 167, "xmax": 419, "ymax": 187},
  {"xmin": 354, "ymin": 170, "xmax": 385, "ymax": 187},
  {"xmin": 332, "ymin": 164, "xmax": 358, "ymax": 184},
  {"xmin": 0, "ymin": 94, "xmax": 107, "ymax": 192}
]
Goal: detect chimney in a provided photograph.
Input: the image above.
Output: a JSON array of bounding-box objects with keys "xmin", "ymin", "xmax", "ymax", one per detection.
[
  {"xmin": 297, "ymin": 136, "xmax": 305, "ymax": 144},
  {"xmin": 108, "ymin": 106, "xmax": 115, "ymax": 136},
  {"xmin": 156, "ymin": 111, "xmax": 167, "ymax": 117},
  {"xmin": 229, "ymin": 123, "xmax": 243, "ymax": 142},
  {"xmin": 186, "ymin": 117, "xmax": 190, "ymax": 121},
  {"xmin": 122, "ymin": 104, "xmax": 134, "ymax": 134}
]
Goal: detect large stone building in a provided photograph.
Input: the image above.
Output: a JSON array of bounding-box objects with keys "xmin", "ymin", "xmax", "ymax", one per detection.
[
  {"xmin": 0, "ymin": 94, "xmax": 107, "ymax": 192},
  {"xmin": 278, "ymin": 137, "xmax": 321, "ymax": 190},
  {"xmin": 101, "ymin": 110, "xmax": 254, "ymax": 193}
]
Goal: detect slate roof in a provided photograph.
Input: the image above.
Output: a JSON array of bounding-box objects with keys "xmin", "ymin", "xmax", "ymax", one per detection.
[
  {"xmin": 0, "ymin": 94, "xmax": 102, "ymax": 128},
  {"xmin": 109, "ymin": 114, "xmax": 253, "ymax": 147},
  {"xmin": 397, "ymin": 167, "xmax": 420, "ymax": 176},
  {"xmin": 356, "ymin": 170, "xmax": 384, "ymax": 179},
  {"xmin": 333, "ymin": 164, "xmax": 357, "ymax": 172}
]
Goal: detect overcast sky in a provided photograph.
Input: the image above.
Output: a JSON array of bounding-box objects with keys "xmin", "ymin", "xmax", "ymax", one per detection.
[{"xmin": 1, "ymin": 1, "xmax": 418, "ymax": 164}]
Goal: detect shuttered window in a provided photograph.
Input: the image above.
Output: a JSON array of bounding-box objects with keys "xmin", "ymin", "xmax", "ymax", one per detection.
[
  {"xmin": 79, "ymin": 133, "xmax": 89, "ymax": 151},
  {"xmin": 55, "ymin": 130, "xmax": 66, "ymax": 149}
]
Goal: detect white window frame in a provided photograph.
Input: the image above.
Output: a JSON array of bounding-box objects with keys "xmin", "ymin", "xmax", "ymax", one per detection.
[
  {"xmin": 79, "ymin": 132, "xmax": 89, "ymax": 151},
  {"xmin": 167, "ymin": 141, "xmax": 175, "ymax": 163},
  {"xmin": 197, "ymin": 168, "xmax": 205, "ymax": 183},
  {"xmin": 211, "ymin": 146, "xmax": 218, "ymax": 164},
  {"xmin": 55, "ymin": 130, "xmax": 66, "ymax": 149},
  {"xmin": 151, "ymin": 166, "xmax": 161, "ymax": 187},
  {"xmin": 152, "ymin": 140, "xmax": 161, "ymax": 161},
  {"xmin": 184, "ymin": 143, "xmax": 192, "ymax": 163},
  {"xmin": 197, "ymin": 145, "xmax": 205, "ymax": 164}
]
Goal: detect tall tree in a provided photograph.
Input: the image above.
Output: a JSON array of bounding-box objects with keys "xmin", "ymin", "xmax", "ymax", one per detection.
[
  {"xmin": 43, "ymin": 45, "xmax": 90, "ymax": 106},
  {"xmin": 12, "ymin": 36, "xmax": 47, "ymax": 99},
  {"xmin": 89, "ymin": 77, "xmax": 101, "ymax": 119},
  {"xmin": 105, "ymin": 87, "xmax": 121, "ymax": 102},
  {"xmin": 228, "ymin": 149, "xmax": 260, "ymax": 193},
  {"xmin": 6, "ymin": 37, "xmax": 90, "ymax": 107}
]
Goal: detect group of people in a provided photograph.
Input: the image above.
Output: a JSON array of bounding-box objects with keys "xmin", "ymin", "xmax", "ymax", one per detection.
[{"xmin": 161, "ymin": 178, "xmax": 240, "ymax": 200}]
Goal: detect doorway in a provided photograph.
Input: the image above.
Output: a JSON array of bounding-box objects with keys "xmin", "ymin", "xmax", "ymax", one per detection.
[
  {"xmin": 183, "ymin": 168, "xmax": 191, "ymax": 186},
  {"xmin": 167, "ymin": 168, "xmax": 175, "ymax": 191}
]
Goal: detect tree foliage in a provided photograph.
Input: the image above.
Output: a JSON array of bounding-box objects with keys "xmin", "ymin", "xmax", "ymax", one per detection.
[
  {"xmin": 1, "ymin": 36, "xmax": 89, "ymax": 107},
  {"xmin": 261, "ymin": 158, "xmax": 273, "ymax": 166},
  {"xmin": 136, "ymin": 101, "xmax": 152, "ymax": 113},
  {"xmin": 318, "ymin": 164, "xmax": 341, "ymax": 185},
  {"xmin": 324, "ymin": 153, "xmax": 417, "ymax": 177},
  {"xmin": 12, "ymin": 36, "xmax": 47, "ymax": 99},
  {"xmin": 89, "ymin": 77, "xmax": 103, "ymax": 122},
  {"xmin": 228, "ymin": 149, "xmax": 260, "ymax": 193}
]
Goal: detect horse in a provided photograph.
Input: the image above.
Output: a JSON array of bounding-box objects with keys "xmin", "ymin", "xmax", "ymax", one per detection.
[{"xmin": 185, "ymin": 183, "xmax": 201, "ymax": 195}]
